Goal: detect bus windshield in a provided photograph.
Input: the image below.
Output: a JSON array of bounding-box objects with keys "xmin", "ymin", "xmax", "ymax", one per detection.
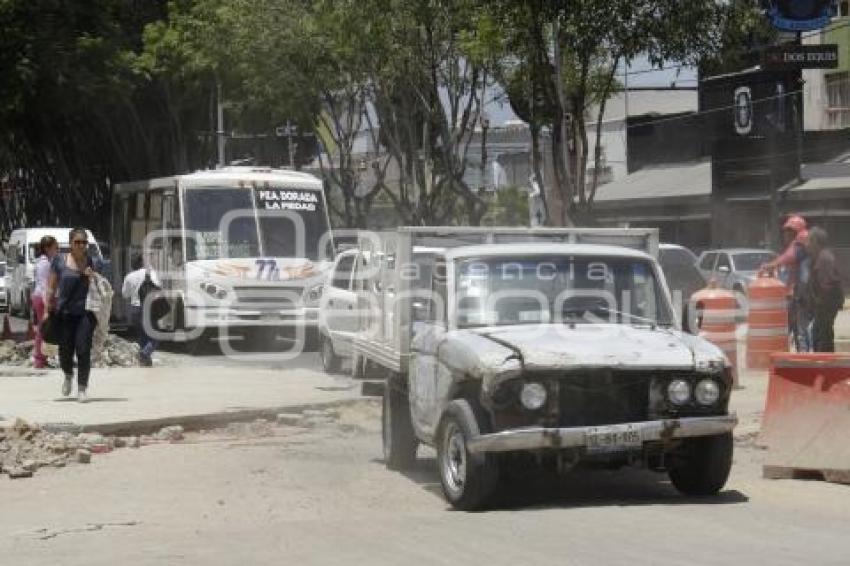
[{"xmin": 183, "ymin": 186, "xmax": 329, "ymax": 260}]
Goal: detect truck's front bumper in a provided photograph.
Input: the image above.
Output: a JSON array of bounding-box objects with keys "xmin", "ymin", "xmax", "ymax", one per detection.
[{"xmin": 466, "ymin": 414, "xmax": 737, "ymax": 455}]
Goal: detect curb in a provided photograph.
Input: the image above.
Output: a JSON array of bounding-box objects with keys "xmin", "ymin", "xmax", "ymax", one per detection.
[{"xmin": 34, "ymin": 397, "xmax": 368, "ymax": 437}]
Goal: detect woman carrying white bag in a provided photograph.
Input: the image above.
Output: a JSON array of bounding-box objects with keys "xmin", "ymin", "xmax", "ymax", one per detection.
[
  {"xmin": 86, "ymin": 261, "xmax": 113, "ymax": 369},
  {"xmin": 45, "ymin": 228, "xmax": 107, "ymax": 403}
]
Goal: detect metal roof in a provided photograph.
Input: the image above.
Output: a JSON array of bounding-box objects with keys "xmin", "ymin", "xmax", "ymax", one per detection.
[{"xmin": 593, "ymin": 160, "xmax": 711, "ymax": 204}]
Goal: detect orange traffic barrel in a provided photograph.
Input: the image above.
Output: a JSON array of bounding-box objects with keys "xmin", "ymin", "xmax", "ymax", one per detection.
[
  {"xmin": 690, "ymin": 283, "xmax": 738, "ymax": 385},
  {"xmin": 746, "ymin": 272, "xmax": 788, "ymax": 369}
]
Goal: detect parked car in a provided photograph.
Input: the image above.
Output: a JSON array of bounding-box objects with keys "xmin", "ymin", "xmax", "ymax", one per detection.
[
  {"xmin": 697, "ymin": 248, "xmax": 778, "ymax": 297},
  {"xmin": 318, "ymin": 245, "xmax": 442, "ymax": 374},
  {"xmin": 659, "ymin": 244, "xmax": 706, "ymax": 332}
]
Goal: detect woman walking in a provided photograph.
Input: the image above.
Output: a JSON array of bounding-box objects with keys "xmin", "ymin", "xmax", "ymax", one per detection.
[
  {"xmin": 45, "ymin": 228, "xmax": 100, "ymax": 402},
  {"xmin": 31, "ymin": 235, "xmax": 59, "ymax": 368}
]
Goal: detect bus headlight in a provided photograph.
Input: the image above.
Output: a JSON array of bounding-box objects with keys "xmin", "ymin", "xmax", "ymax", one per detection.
[{"xmin": 200, "ymin": 282, "xmax": 230, "ymax": 300}]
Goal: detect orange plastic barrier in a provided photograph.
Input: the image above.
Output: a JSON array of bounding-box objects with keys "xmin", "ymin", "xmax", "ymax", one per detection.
[
  {"xmin": 760, "ymin": 353, "xmax": 850, "ymax": 484},
  {"xmin": 691, "ymin": 285, "xmax": 738, "ymax": 385},
  {"xmin": 746, "ymin": 273, "xmax": 788, "ymax": 369}
]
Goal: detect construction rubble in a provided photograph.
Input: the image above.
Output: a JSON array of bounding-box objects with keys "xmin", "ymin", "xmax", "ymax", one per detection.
[
  {"xmin": 0, "ymin": 418, "xmax": 184, "ymax": 480},
  {"xmin": 0, "ymin": 409, "xmax": 344, "ymax": 480},
  {"xmin": 0, "ymin": 334, "xmax": 141, "ymax": 368}
]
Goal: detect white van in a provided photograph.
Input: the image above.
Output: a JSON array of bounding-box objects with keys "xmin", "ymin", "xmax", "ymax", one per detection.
[{"xmin": 6, "ymin": 228, "xmax": 102, "ymax": 317}]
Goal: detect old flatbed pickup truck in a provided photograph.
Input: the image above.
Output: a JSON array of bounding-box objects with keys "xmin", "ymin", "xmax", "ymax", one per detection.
[{"xmin": 352, "ymin": 228, "xmax": 736, "ymax": 510}]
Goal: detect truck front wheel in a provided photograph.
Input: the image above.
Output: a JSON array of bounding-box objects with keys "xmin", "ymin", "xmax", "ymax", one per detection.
[
  {"xmin": 382, "ymin": 385, "xmax": 417, "ymax": 470},
  {"xmin": 668, "ymin": 432, "xmax": 733, "ymax": 496},
  {"xmin": 437, "ymin": 399, "xmax": 499, "ymax": 511}
]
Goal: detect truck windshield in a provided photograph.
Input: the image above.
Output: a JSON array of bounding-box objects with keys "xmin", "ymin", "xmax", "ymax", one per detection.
[
  {"xmin": 183, "ymin": 186, "xmax": 329, "ymax": 260},
  {"xmin": 455, "ymin": 255, "xmax": 673, "ymax": 328}
]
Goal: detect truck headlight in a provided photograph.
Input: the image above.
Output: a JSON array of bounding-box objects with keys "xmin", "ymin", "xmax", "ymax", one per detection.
[
  {"xmin": 695, "ymin": 379, "xmax": 721, "ymax": 405},
  {"xmin": 304, "ymin": 283, "xmax": 324, "ymax": 306},
  {"xmin": 520, "ymin": 382, "xmax": 547, "ymax": 410},
  {"xmin": 667, "ymin": 379, "xmax": 691, "ymax": 406}
]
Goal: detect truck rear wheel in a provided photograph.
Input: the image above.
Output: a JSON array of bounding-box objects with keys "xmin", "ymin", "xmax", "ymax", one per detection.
[
  {"xmin": 668, "ymin": 432, "xmax": 733, "ymax": 496},
  {"xmin": 382, "ymin": 385, "xmax": 417, "ymax": 470},
  {"xmin": 437, "ymin": 399, "xmax": 499, "ymax": 511}
]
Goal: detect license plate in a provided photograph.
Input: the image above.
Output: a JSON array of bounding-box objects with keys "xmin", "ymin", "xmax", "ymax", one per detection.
[
  {"xmin": 585, "ymin": 424, "xmax": 642, "ymax": 453},
  {"xmin": 262, "ymin": 312, "xmax": 279, "ymax": 321}
]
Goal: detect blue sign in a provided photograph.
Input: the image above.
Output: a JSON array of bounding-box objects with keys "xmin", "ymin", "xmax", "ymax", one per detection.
[{"xmin": 768, "ymin": 1, "xmax": 833, "ymax": 31}]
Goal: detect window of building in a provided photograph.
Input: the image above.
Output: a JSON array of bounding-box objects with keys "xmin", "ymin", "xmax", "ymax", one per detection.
[{"xmin": 826, "ymin": 72, "xmax": 850, "ymax": 128}]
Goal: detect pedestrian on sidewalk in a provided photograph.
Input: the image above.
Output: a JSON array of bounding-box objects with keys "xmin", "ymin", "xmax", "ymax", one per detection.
[
  {"xmin": 761, "ymin": 214, "xmax": 811, "ymax": 352},
  {"xmin": 45, "ymin": 228, "xmax": 101, "ymax": 403},
  {"xmin": 122, "ymin": 253, "xmax": 161, "ymax": 367},
  {"xmin": 31, "ymin": 235, "xmax": 59, "ymax": 368},
  {"xmin": 805, "ymin": 227, "xmax": 844, "ymax": 352}
]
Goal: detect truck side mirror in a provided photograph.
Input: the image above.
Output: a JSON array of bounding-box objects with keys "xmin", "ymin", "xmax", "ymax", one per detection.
[
  {"xmin": 717, "ymin": 265, "xmax": 730, "ymax": 274},
  {"xmin": 17, "ymin": 254, "xmax": 24, "ymax": 265}
]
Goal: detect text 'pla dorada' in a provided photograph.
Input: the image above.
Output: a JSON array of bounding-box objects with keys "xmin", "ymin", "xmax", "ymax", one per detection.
[{"xmin": 257, "ymin": 189, "xmax": 319, "ymax": 211}]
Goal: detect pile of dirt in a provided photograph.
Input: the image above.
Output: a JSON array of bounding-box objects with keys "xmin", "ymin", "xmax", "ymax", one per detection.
[{"xmin": 0, "ymin": 334, "xmax": 140, "ymax": 368}]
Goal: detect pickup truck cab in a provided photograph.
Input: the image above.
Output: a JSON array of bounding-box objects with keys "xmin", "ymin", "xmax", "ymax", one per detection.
[{"xmin": 364, "ymin": 229, "xmax": 736, "ymax": 510}]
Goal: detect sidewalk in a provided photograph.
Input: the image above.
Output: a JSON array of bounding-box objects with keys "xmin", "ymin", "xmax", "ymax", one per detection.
[{"xmin": 0, "ymin": 365, "xmax": 359, "ymax": 435}]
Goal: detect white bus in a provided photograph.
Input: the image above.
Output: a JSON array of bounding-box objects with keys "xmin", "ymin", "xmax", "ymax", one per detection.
[{"xmin": 111, "ymin": 167, "xmax": 334, "ymax": 343}]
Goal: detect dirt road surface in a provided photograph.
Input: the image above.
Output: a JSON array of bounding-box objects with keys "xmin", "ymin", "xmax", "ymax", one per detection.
[{"xmin": 1, "ymin": 399, "xmax": 848, "ymax": 566}]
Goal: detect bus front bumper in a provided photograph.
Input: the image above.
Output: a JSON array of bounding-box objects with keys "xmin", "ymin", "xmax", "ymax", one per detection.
[{"xmin": 186, "ymin": 306, "xmax": 320, "ymax": 328}]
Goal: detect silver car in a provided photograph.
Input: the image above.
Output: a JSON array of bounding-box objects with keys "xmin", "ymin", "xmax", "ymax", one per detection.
[{"xmin": 696, "ymin": 248, "xmax": 778, "ymax": 297}]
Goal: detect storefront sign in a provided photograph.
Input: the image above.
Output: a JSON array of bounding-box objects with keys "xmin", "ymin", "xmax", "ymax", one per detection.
[{"xmin": 763, "ymin": 44, "xmax": 839, "ymax": 69}]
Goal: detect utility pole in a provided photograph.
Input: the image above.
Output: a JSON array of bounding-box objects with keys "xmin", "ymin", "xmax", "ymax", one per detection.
[
  {"xmin": 216, "ymin": 80, "xmax": 226, "ymax": 168},
  {"xmin": 479, "ymin": 113, "xmax": 490, "ymax": 192},
  {"xmin": 286, "ymin": 120, "xmax": 296, "ymax": 168}
]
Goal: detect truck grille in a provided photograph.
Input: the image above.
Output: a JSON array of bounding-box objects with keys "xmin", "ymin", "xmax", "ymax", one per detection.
[{"xmin": 556, "ymin": 370, "xmax": 650, "ymax": 427}]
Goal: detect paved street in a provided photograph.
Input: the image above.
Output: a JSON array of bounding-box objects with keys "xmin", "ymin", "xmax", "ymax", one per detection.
[
  {"xmin": 1, "ymin": 395, "xmax": 849, "ymax": 566},
  {"xmin": 1, "ymin": 309, "xmax": 848, "ymax": 565}
]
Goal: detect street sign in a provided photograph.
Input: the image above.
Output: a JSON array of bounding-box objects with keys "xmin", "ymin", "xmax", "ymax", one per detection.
[
  {"xmin": 763, "ymin": 44, "xmax": 839, "ymax": 69},
  {"xmin": 734, "ymin": 87, "xmax": 753, "ymax": 135}
]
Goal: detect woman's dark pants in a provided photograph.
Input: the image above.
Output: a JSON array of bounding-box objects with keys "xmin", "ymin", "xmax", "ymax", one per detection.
[{"xmin": 59, "ymin": 313, "xmax": 96, "ymax": 388}]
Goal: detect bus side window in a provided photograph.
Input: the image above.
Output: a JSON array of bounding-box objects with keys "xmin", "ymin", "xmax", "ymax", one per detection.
[
  {"xmin": 163, "ymin": 194, "xmax": 178, "ymax": 230},
  {"xmin": 8, "ymin": 243, "xmax": 18, "ymax": 267}
]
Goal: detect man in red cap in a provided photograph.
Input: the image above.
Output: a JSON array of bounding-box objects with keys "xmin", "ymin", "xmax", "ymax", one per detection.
[{"xmin": 761, "ymin": 214, "xmax": 811, "ymax": 351}]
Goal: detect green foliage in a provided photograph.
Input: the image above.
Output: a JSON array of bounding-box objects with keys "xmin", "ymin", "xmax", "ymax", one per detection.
[
  {"xmin": 0, "ymin": 0, "xmax": 774, "ymax": 236},
  {"xmin": 482, "ymin": 186, "xmax": 530, "ymax": 227}
]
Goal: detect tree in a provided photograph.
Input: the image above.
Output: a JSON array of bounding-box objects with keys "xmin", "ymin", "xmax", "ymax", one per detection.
[
  {"xmin": 0, "ymin": 0, "xmax": 209, "ymax": 238},
  {"xmin": 476, "ymin": 0, "xmax": 741, "ymax": 225}
]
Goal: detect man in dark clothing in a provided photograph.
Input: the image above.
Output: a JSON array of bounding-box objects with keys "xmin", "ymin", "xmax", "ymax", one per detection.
[{"xmin": 806, "ymin": 227, "xmax": 844, "ymax": 352}]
